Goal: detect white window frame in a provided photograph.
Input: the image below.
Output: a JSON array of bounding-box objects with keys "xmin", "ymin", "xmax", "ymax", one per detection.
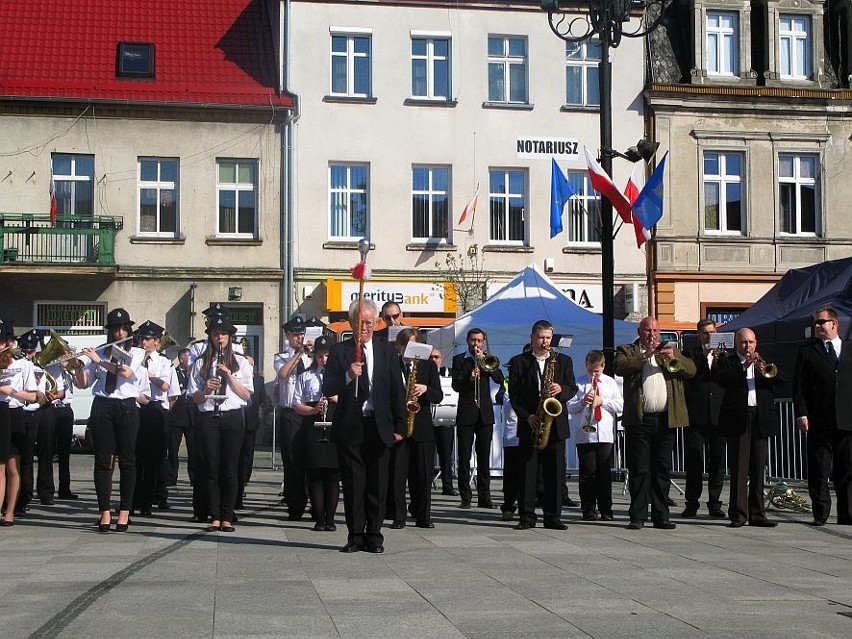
[
  {"xmin": 706, "ymin": 11, "xmax": 739, "ymax": 76},
  {"xmin": 137, "ymin": 157, "xmax": 179, "ymax": 237},
  {"xmin": 565, "ymin": 172, "xmax": 601, "ymax": 245},
  {"xmin": 778, "ymin": 153, "xmax": 819, "ymax": 236},
  {"xmin": 488, "ymin": 167, "xmax": 527, "ymax": 245},
  {"xmin": 779, "ymin": 14, "xmax": 812, "ymax": 79},
  {"xmin": 487, "ymin": 35, "xmax": 528, "ymax": 104},
  {"xmin": 329, "ymin": 28, "xmax": 372, "ymax": 98},
  {"xmin": 51, "ymin": 153, "xmax": 95, "ymax": 218},
  {"xmin": 565, "ymin": 39, "xmax": 601, "ymax": 106},
  {"xmin": 410, "ymin": 34, "xmax": 451, "ymax": 100},
  {"xmin": 216, "ymin": 159, "xmax": 258, "ymax": 238},
  {"xmin": 702, "ymin": 151, "xmax": 745, "ymax": 235},
  {"xmin": 329, "ymin": 162, "xmax": 369, "ymax": 240},
  {"xmin": 411, "ymin": 164, "xmax": 451, "ymax": 242}
]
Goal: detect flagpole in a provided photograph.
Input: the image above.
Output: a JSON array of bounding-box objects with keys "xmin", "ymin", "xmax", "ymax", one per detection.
[{"xmin": 599, "ymin": 31, "xmax": 616, "ymax": 369}]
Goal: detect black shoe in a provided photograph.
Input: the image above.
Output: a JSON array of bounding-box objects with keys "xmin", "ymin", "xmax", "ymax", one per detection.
[
  {"xmin": 582, "ymin": 513, "xmax": 598, "ymax": 521},
  {"xmin": 340, "ymin": 541, "xmax": 363, "ymax": 553},
  {"xmin": 189, "ymin": 515, "xmax": 202, "ymax": 523},
  {"xmin": 287, "ymin": 513, "xmax": 304, "ymax": 521},
  {"xmin": 313, "ymin": 522, "xmax": 326, "ymax": 531},
  {"xmin": 139, "ymin": 508, "xmax": 153, "ymax": 517},
  {"xmin": 652, "ymin": 521, "xmax": 676, "ymax": 530},
  {"xmin": 415, "ymin": 520, "xmax": 435, "ymax": 529},
  {"xmin": 680, "ymin": 507, "xmax": 698, "ymax": 518},
  {"xmin": 599, "ymin": 513, "xmax": 614, "ymax": 522},
  {"xmin": 40, "ymin": 497, "xmax": 56, "ymax": 506},
  {"xmin": 665, "ymin": 496, "xmax": 676, "ymax": 507},
  {"xmin": 58, "ymin": 492, "xmax": 79, "ymax": 500},
  {"xmin": 478, "ymin": 501, "xmax": 495, "ymax": 509},
  {"xmin": 324, "ymin": 523, "xmax": 337, "ymax": 532},
  {"xmin": 708, "ymin": 507, "xmax": 727, "ymax": 519},
  {"xmin": 97, "ymin": 522, "xmax": 111, "ymax": 533},
  {"xmin": 219, "ymin": 525, "xmax": 236, "ymax": 533},
  {"xmin": 562, "ymin": 496, "xmax": 579, "ymax": 508},
  {"xmin": 389, "ymin": 520, "xmax": 406, "ymax": 529},
  {"xmin": 749, "ymin": 519, "xmax": 777, "ymax": 528},
  {"xmin": 810, "ymin": 519, "xmax": 826, "ymax": 527},
  {"xmin": 442, "ymin": 489, "xmax": 458, "ymax": 496},
  {"xmin": 626, "ymin": 520, "xmax": 644, "ymax": 530},
  {"xmin": 544, "ymin": 521, "xmax": 568, "ymax": 530},
  {"xmin": 115, "ymin": 520, "xmax": 131, "ymax": 532},
  {"xmin": 0, "ymin": 519, "xmax": 14, "ymax": 527},
  {"xmin": 364, "ymin": 543, "xmax": 385, "ymax": 554},
  {"xmin": 514, "ymin": 521, "xmax": 534, "ymax": 530},
  {"xmin": 727, "ymin": 521, "xmax": 745, "ymax": 528},
  {"xmin": 458, "ymin": 501, "xmax": 471, "ymax": 510}
]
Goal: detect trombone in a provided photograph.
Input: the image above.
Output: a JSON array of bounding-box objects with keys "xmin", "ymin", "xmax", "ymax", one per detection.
[{"xmin": 473, "ymin": 335, "xmax": 500, "ymax": 408}]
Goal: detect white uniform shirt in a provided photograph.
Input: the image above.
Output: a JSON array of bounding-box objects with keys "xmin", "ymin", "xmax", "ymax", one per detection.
[
  {"xmin": 24, "ymin": 362, "xmax": 47, "ymax": 413},
  {"xmin": 567, "ymin": 373, "xmax": 623, "ymax": 444},
  {"xmin": 141, "ymin": 350, "xmax": 180, "ymax": 409},
  {"xmin": 188, "ymin": 353, "xmax": 254, "ymax": 412},
  {"xmin": 2, "ymin": 358, "xmax": 37, "ymax": 408},
  {"xmin": 273, "ymin": 346, "xmax": 303, "ymax": 408},
  {"xmin": 84, "ymin": 346, "xmax": 146, "ymax": 400},
  {"xmin": 187, "ymin": 339, "xmax": 243, "ymax": 368},
  {"xmin": 293, "ymin": 366, "xmax": 325, "ymax": 408},
  {"xmin": 502, "ymin": 390, "xmax": 519, "ymax": 448}
]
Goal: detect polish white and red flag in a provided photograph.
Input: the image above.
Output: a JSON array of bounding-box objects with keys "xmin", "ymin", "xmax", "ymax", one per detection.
[
  {"xmin": 49, "ymin": 172, "xmax": 58, "ymax": 226},
  {"xmin": 457, "ymin": 184, "xmax": 479, "ymax": 226},
  {"xmin": 584, "ymin": 147, "xmax": 633, "ymax": 224},
  {"xmin": 624, "ymin": 164, "xmax": 651, "ymax": 247}
]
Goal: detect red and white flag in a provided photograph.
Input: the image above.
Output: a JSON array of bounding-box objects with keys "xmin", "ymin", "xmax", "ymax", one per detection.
[
  {"xmin": 624, "ymin": 165, "xmax": 650, "ymax": 247},
  {"xmin": 49, "ymin": 172, "xmax": 58, "ymax": 226},
  {"xmin": 458, "ymin": 184, "xmax": 479, "ymax": 226},
  {"xmin": 584, "ymin": 147, "xmax": 633, "ymax": 224}
]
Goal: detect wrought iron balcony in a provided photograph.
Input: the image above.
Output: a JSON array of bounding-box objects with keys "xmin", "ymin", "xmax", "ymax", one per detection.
[{"xmin": 0, "ymin": 213, "xmax": 123, "ymax": 265}]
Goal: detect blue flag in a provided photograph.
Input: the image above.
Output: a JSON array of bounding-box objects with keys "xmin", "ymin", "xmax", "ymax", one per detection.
[
  {"xmin": 550, "ymin": 158, "xmax": 575, "ymax": 238},
  {"xmin": 631, "ymin": 152, "xmax": 668, "ymax": 230}
]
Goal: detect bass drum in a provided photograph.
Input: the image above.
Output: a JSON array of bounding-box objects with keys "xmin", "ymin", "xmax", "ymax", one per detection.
[{"xmin": 431, "ymin": 374, "xmax": 458, "ymax": 427}]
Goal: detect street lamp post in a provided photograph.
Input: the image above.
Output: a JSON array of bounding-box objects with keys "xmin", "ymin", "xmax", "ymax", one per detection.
[{"xmin": 541, "ymin": 0, "xmax": 670, "ymax": 366}]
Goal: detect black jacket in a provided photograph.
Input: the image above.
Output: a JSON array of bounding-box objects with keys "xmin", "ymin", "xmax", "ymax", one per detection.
[
  {"xmin": 399, "ymin": 357, "xmax": 443, "ymax": 442},
  {"xmin": 683, "ymin": 347, "xmax": 725, "ymax": 427},
  {"xmin": 451, "ymin": 352, "xmax": 505, "ymax": 426},
  {"xmin": 508, "ymin": 350, "xmax": 577, "ymax": 445},
  {"xmin": 793, "ymin": 338, "xmax": 852, "ymax": 432},
  {"xmin": 712, "ymin": 354, "xmax": 785, "ymax": 439}
]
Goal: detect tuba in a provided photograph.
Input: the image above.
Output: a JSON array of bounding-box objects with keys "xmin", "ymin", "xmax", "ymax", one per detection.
[
  {"xmin": 159, "ymin": 331, "xmax": 178, "ymax": 353},
  {"xmin": 534, "ymin": 349, "xmax": 562, "ymax": 450},
  {"xmin": 405, "ymin": 358, "xmax": 420, "ymax": 437},
  {"xmin": 767, "ymin": 481, "xmax": 810, "ymax": 513}
]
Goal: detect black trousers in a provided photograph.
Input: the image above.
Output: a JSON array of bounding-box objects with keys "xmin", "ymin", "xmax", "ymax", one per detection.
[
  {"xmin": 337, "ymin": 418, "xmax": 389, "ymax": 547},
  {"xmin": 625, "ymin": 412, "xmax": 676, "ymax": 523},
  {"xmin": 576, "ymin": 442, "xmax": 614, "ymax": 517},
  {"xmin": 167, "ymin": 397, "xmax": 193, "ymax": 485},
  {"xmin": 683, "ymin": 422, "xmax": 727, "ymax": 510},
  {"xmin": 135, "ymin": 403, "xmax": 168, "ymax": 510},
  {"xmin": 53, "ymin": 406, "xmax": 74, "ymax": 495},
  {"xmin": 456, "ymin": 419, "xmax": 493, "ymax": 504},
  {"xmin": 387, "ymin": 439, "xmax": 409, "ymax": 522},
  {"xmin": 237, "ymin": 424, "xmax": 258, "ymax": 507},
  {"xmin": 517, "ymin": 438, "xmax": 565, "ymax": 526},
  {"xmin": 501, "ymin": 445, "xmax": 521, "ymax": 514},
  {"xmin": 90, "ymin": 397, "xmax": 139, "ymax": 512},
  {"xmin": 434, "ymin": 425, "xmax": 455, "ymax": 492},
  {"xmin": 727, "ymin": 410, "xmax": 768, "ymax": 524},
  {"xmin": 279, "ymin": 407, "xmax": 308, "ymax": 518},
  {"xmin": 19, "ymin": 412, "xmax": 39, "ymax": 509},
  {"xmin": 407, "ymin": 440, "xmax": 434, "ymax": 523},
  {"xmin": 197, "ymin": 409, "xmax": 244, "ymax": 523},
  {"xmin": 35, "ymin": 406, "xmax": 58, "ymax": 500},
  {"xmin": 807, "ymin": 427, "xmax": 852, "ymax": 525}
]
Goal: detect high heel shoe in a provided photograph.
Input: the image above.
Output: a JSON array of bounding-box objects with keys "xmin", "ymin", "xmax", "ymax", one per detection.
[
  {"xmin": 115, "ymin": 520, "xmax": 131, "ymax": 532},
  {"xmin": 98, "ymin": 521, "xmax": 111, "ymax": 533}
]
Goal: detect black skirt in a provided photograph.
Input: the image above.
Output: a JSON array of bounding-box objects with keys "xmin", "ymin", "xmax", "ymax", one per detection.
[{"xmin": 304, "ymin": 403, "xmax": 338, "ymax": 470}]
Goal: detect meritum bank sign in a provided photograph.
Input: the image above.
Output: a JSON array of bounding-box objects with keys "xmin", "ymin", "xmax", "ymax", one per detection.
[{"xmin": 516, "ymin": 137, "xmax": 582, "ymax": 161}]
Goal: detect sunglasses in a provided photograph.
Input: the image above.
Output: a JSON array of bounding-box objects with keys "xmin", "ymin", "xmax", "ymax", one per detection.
[
  {"xmin": 815, "ymin": 318, "xmax": 835, "ymax": 326},
  {"xmin": 383, "ymin": 312, "xmax": 401, "ymax": 321}
]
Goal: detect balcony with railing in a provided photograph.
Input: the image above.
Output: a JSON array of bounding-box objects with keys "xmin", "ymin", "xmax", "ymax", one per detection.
[{"xmin": 0, "ymin": 213, "xmax": 123, "ymax": 265}]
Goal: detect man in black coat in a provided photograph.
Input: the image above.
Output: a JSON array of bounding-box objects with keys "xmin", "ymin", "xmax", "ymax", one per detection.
[
  {"xmin": 712, "ymin": 328, "xmax": 785, "ymax": 528},
  {"xmin": 682, "ymin": 319, "xmax": 727, "ymax": 518},
  {"xmin": 793, "ymin": 306, "xmax": 852, "ymax": 526},
  {"xmin": 451, "ymin": 327, "xmax": 505, "ymax": 509},
  {"xmin": 508, "ymin": 320, "xmax": 577, "ymax": 530},
  {"xmin": 323, "ymin": 298, "xmax": 406, "ymax": 553}
]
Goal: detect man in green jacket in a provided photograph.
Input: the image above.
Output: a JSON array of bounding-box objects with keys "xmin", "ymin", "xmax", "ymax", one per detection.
[{"xmin": 614, "ymin": 316, "xmax": 696, "ymax": 530}]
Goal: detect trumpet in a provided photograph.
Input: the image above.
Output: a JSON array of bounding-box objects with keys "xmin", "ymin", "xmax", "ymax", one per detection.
[
  {"xmin": 582, "ymin": 377, "xmax": 600, "ymax": 434},
  {"xmin": 755, "ymin": 356, "xmax": 778, "ymax": 379}
]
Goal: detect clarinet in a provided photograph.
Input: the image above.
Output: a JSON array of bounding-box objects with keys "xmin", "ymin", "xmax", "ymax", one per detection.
[{"xmin": 212, "ymin": 346, "xmax": 226, "ymax": 418}]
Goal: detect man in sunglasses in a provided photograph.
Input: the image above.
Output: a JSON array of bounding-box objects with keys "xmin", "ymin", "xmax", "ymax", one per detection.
[
  {"xmin": 793, "ymin": 307, "xmax": 852, "ymax": 526},
  {"xmin": 376, "ymin": 302, "xmax": 404, "ymax": 343}
]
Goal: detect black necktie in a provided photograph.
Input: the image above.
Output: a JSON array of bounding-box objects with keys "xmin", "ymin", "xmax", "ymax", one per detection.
[
  {"xmin": 827, "ymin": 341, "xmax": 839, "ymax": 367},
  {"xmin": 104, "ymin": 359, "xmax": 118, "ymax": 394}
]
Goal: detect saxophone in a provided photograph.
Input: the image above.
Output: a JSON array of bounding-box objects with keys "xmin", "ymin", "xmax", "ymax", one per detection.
[
  {"xmin": 534, "ymin": 349, "xmax": 562, "ymax": 450},
  {"xmin": 405, "ymin": 358, "xmax": 420, "ymax": 437}
]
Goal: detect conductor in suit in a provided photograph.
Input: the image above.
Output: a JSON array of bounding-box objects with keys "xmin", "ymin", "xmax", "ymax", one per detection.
[
  {"xmin": 712, "ymin": 327, "xmax": 784, "ymax": 527},
  {"xmin": 451, "ymin": 328, "xmax": 505, "ymax": 509},
  {"xmin": 509, "ymin": 320, "xmax": 577, "ymax": 530},
  {"xmin": 793, "ymin": 307, "xmax": 852, "ymax": 526},
  {"xmin": 682, "ymin": 319, "xmax": 728, "ymax": 519},
  {"xmin": 323, "ymin": 298, "xmax": 406, "ymax": 553}
]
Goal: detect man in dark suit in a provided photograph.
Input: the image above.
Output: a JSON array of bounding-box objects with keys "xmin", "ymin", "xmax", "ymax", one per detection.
[
  {"xmin": 682, "ymin": 319, "xmax": 727, "ymax": 519},
  {"xmin": 451, "ymin": 327, "xmax": 505, "ymax": 509},
  {"xmin": 713, "ymin": 327, "xmax": 784, "ymax": 528},
  {"xmin": 323, "ymin": 298, "xmax": 406, "ymax": 553},
  {"xmin": 793, "ymin": 306, "xmax": 852, "ymax": 526},
  {"xmin": 509, "ymin": 320, "xmax": 577, "ymax": 530}
]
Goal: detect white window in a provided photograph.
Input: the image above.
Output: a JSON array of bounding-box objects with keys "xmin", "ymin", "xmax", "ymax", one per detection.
[
  {"xmin": 411, "ymin": 37, "xmax": 451, "ymax": 100},
  {"xmin": 329, "ymin": 163, "xmax": 369, "ymax": 239},
  {"xmin": 565, "ymin": 40, "xmax": 600, "ymax": 106},
  {"xmin": 779, "ymin": 154, "xmax": 818, "ymax": 235},
  {"xmin": 487, "ymin": 36, "xmax": 528, "ymax": 104},
  {"xmin": 138, "ymin": 158, "xmax": 178, "ymax": 236},
  {"xmin": 779, "ymin": 15, "xmax": 811, "ymax": 79},
  {"xmin": 51, "ymin": 153, "xmax": 94, "ymax": 217},
  {"xmin": 488, "ymin": 168, "xmax": 527, "ymax": 244},
  {"xmin": 412, "ymin": 165, "xmax": 450, "ymax": 240},
  {"xmin": 331, "ymin": 33, "xmax": 371, "ymax": 97},
  {"xmin": 703, "ymin": 152, "xmax": 744, "ymax": 234},
  {"xmin": 706, "ymin": 11, "xmax": 739, "ymax": 76},
  {"xmin": 565, "ymin": 172, "xmax": 601, "ymax": 244},
  {"xmin": 217, "ymin": 160, "xmax": 257, "ymax": 237}
]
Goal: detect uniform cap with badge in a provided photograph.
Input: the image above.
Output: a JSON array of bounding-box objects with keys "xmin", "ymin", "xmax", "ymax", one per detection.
[
  {"xmin": 104, "ymin": 308, "xmax": 135, "ymax": 329},
  {"xmin": 206, "ymin": 316, "xmax": 237, "ymax": 335},
  {"xmin": 137, "ymin": 320, "xmax": 165, "ymax": 340},
  {"xmin": 202, "ymin": 302, "xmax": 230, "ymax": 319},
  {"xmin": 283, "ymin": 316, "xmax": 306, "ymax": 335}
]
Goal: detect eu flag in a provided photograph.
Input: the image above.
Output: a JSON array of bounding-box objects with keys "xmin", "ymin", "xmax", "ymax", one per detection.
[
  {"xmin": 632, "ymin": 152, "xmax": 668, "ymax": 230},
  {"xmin": 550, "ymin": 158, "xmax": 575, "ymax": 238}
]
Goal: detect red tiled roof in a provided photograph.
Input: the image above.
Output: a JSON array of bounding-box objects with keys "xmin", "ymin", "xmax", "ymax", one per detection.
[{"xmin": 0, "ymin": 0, "xmax": 292, "ymax": 109}]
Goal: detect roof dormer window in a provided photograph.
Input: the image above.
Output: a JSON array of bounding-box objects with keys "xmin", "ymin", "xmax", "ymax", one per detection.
[{"xmin": 117, "ymin": 42, "xmax": 155, "ymax": 78}]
